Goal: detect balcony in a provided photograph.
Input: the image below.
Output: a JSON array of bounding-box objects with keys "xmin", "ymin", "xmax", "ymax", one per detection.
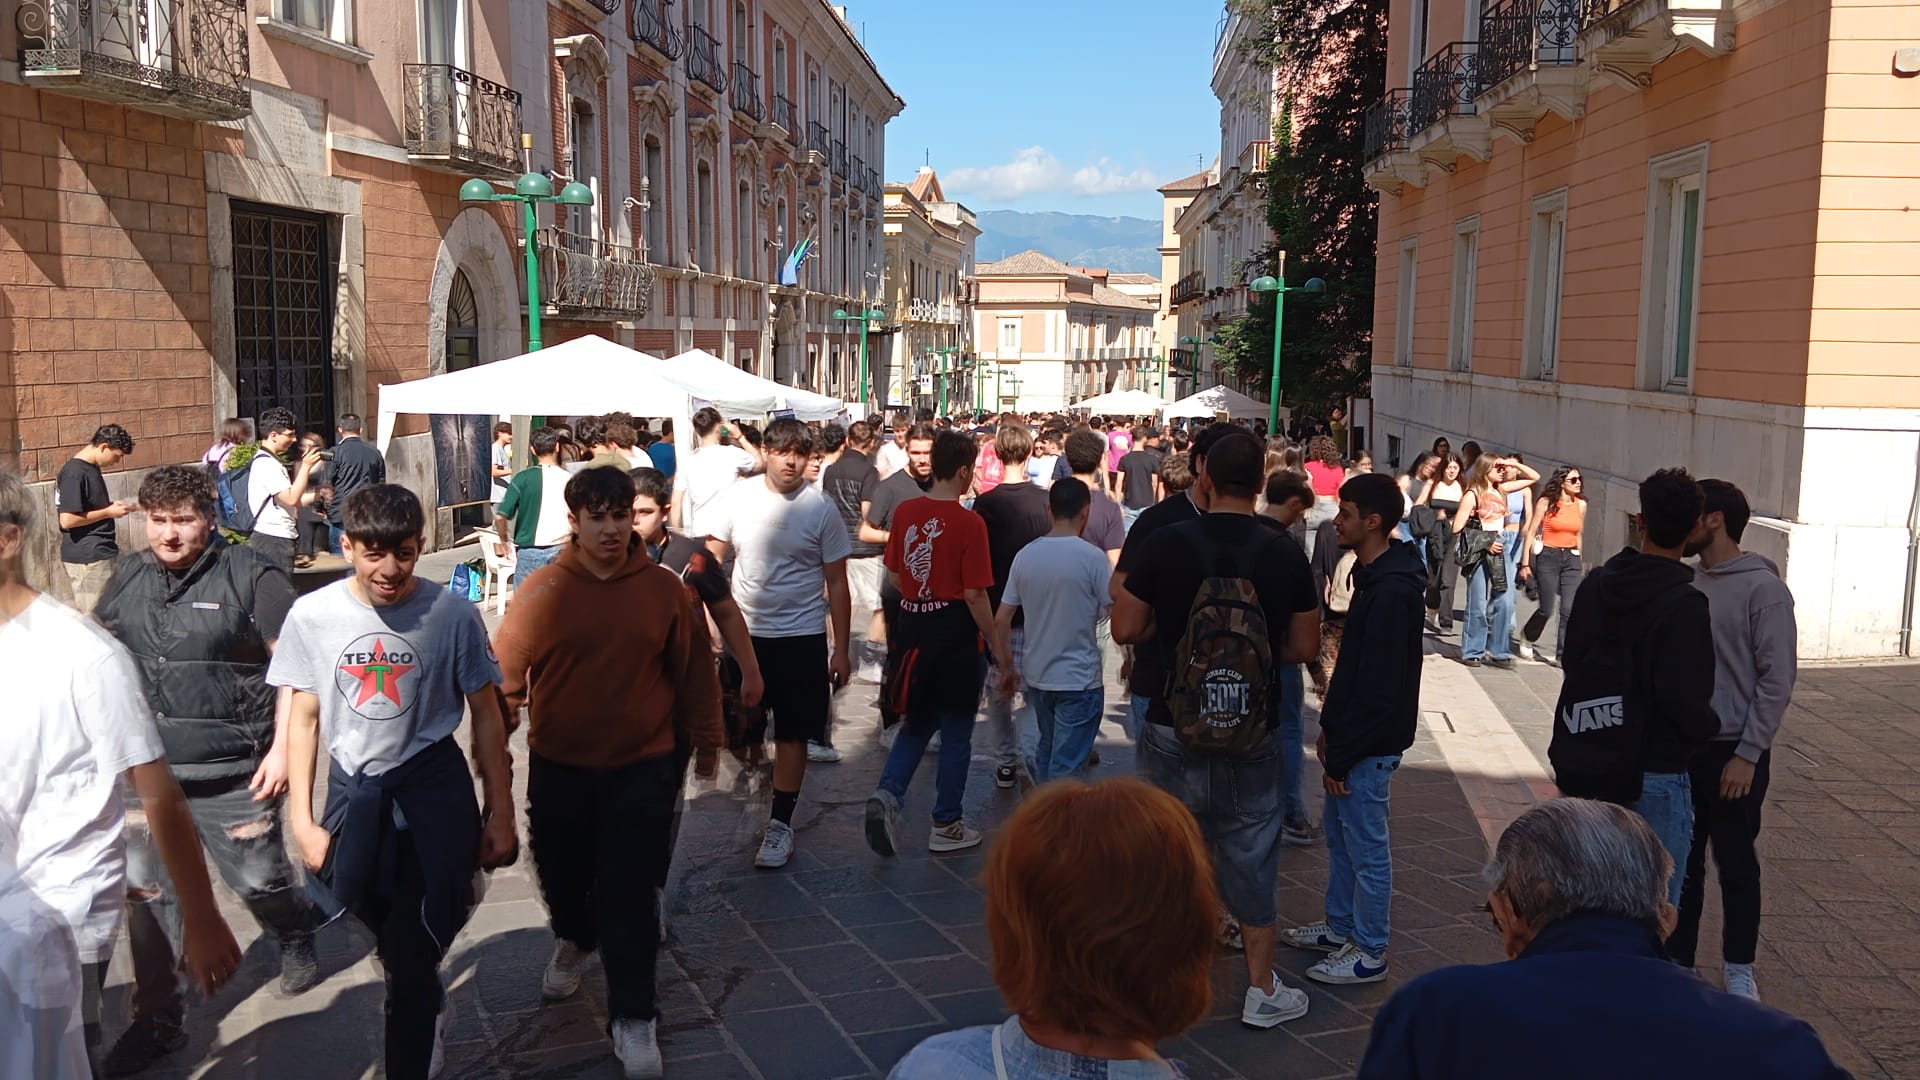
[
  {"xmin": 560, "ymin": 0, "xmax": 619, "ymax": 18},
  {"xmin": 686, "ymin": 25, "xmax": 724, "ymax": 95},
  {"xmin": 16, "ymin": 0, "xmax": 250, "ymax": 120},
  {"xmin": 805, "ymin": 120, "xmax": 830, "ymax": 167},
  {"xmin": 851, "ymin": 155, "xmax": 867, "ymax": 196},
  {"xmin": 540, "ymin": 229, "xmax": 655, "ymax": 318},
  {"xmin": 1362, "ymin": 89, "xmax": 1426, "ymax": 194},
  {"xmin": 771, "ymin": 92, "xmax": 795, "ymax": 137},
  {"xmin": 1475, "ymin": 0, "xmax": 1584, "ymax": 143},
  {"xmin": 1580, "ymin": 0, "xmax": 1735, "ymax": 91},
  {"xmin": 730, "ymin": 62, "xmax": 764, "ymax": 123},
  {"xmin": 1231, "ymin": 139, "xmax": 1271, "ymax": 190},
  {"xmin": 1407, "ymin": 41, "xmax": 1491, "ymax": 166},
  {"xmin": 864, "ymin": 167, "xmax": 880, "ymax": 196},
  {"xmin": 1171, "ymin": 269, "xmax": 1207, "ymax": 306},
  {"xmin": 631, "ymin": 1, "xmax": 682, "ymax": 60},
  {"xmin": 832, "ymin": 139, "xmax": 848, "ymax": 179},
  {"xmin": 908, "ymin": 298, "xmax": 962, "ymax": 324},
  {"xmin": 403, "ymin": 64, "xmax": 524, "ymax": 180}
]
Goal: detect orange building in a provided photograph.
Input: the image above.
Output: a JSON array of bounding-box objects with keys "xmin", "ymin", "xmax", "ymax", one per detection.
[{"xmin": 1364, "ymin": 0, "xmax": 1920, "ymax": 658}]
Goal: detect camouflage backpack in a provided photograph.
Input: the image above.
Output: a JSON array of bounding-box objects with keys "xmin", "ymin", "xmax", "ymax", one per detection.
[{"xmin": 1165, "ymin": 538, "xmax": 1275, "ymax": 757}]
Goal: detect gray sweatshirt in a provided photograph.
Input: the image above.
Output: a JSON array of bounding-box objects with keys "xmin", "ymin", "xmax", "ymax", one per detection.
[{"xmin": 1691, "ymin": 551, "xmax": 1797, "ymax": 762}]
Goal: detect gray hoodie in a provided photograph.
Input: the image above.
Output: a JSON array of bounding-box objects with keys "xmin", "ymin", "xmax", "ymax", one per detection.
[{"xmin": 1691, "ymin": 551, "xmax": 1797, "ymax": 761}]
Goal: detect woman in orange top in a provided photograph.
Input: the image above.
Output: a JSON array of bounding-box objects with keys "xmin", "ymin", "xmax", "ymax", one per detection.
[{"xmin": 1520, "ymin": 465, "xmax": 1587, "ymax": 664}]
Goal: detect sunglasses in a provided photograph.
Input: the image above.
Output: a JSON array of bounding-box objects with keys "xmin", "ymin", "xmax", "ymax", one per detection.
[{"xmin": 1566, "ymin": 476, "xmax": 1583, "ymax": 484}]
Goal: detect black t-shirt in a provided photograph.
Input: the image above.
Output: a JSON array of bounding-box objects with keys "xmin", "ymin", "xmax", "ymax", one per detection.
[
  {"xmin": 822, "ymin": 449, "xmax": 881, "ymax": 558},
  {"xmin": 971, "ymin": 479, "xmax": 1052, "ymax": 624},
  {"xmin": 1117, "ymin": 449, "xmax": 1163, "ymax": 509},
  {"xmin": 865, "ymin": 468, "xmax": 930, "ymax": 534},
  {"xmin": 56, "ymin": 457, "xmax": 116, "ymax": 563},
  {"xmin": 1115, "ymin": 492, "xmax": 1201, "ymax": 698},
  {"xmin": 1123, "ymin": 512, "xmax": 1317, "ymax": 727}
]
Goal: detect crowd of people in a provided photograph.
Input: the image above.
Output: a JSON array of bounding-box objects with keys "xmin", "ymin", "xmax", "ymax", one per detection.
[{"xmin": 3, "ymin": 399, "xmax": 1849, "ymax": 1080}]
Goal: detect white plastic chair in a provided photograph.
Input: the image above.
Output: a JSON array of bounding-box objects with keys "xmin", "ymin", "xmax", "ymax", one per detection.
[{"xmin": 477, "ymin": 533, "xmax": 516, "ymax": 614}]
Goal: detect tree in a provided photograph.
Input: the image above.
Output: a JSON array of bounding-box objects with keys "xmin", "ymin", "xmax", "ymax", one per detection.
[{"xmin": 1215, "ymin": 0, "xmax": 1387, "ymax": 413}]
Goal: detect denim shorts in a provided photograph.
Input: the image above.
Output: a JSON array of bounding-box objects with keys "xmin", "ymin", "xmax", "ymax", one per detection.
[{"xmin": 1139, "ymin": 721, "xmax": 1285, "ymax": 927}]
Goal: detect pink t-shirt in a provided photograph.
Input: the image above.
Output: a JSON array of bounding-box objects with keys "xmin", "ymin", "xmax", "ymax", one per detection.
[
  {"xmin": 1106, "ymin": 430, "xmax": 1132, "ymax": 473},
  {"xmin": 1305, "ymin": 460, "xmax": 1345, "ymax": 497}
]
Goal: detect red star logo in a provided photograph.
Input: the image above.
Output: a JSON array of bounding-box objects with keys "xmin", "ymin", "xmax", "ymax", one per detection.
[{"xmin": 339, "ymin": 638, "xmax": 416, "ymax": 710}]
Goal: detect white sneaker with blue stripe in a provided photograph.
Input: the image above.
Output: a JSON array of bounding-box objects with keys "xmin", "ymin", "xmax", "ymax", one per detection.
[
  {"xmin": 1281, "ymin": 921, "xmax": 1349, "ymax": 953},
  {"xmin": 1306, "ymin": 942, "xmax": 1389, "ymax": 984}
]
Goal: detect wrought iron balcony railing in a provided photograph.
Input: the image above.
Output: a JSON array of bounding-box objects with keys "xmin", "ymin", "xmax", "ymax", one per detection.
[
  {"xmin": 403, "ymin": 63, "xmax": 524, "ymax": 179},
  {"xmin": 1171, "ymin": 269, "xmax": 1207, "ymax": 305},
  {"xmin": 632, "ymin": 1, "xmax": 682, "ymax": 59},
  {"xmin": 771, "ymin": 92, "xmax": 795, "ymax": 134},
  {"xmin": 864, "ymin": 167, "xmax": 880, "ymax": 195},
  {"xmin": 850, "ymin": 154, "xmax": 866, "ymax": 192},
  {"xmin": 1363, "ymin": 89, "xmax": 1414, "ymax": 161},
  {"xmin": 832, "ymin": 139, "xmax": 848, "ymax": 178},
  {"xmin": 730, "ymin": 62, "xmax": 763, "ymax": 121},
  {"xmin": 1408, "ymin": 41, "xmax": 1481, "ymax": 137},
  {"xmin": 16, "ymin": 0, "xmax": 250, "ymax": 120},
  {"xmin": 807, "ymin": 120, "xmax": 831, "ymax": 155},
  {"xmin": 540, "ymin": 228, "xmax": 655, "ymax": 317},
  {"xmin": 1477, "ymin": 0, "xmax": 1580, "ymax": 92},
  {"xmin": 686, "ymin": 25, "xmax": 724, "ymax": 93}
]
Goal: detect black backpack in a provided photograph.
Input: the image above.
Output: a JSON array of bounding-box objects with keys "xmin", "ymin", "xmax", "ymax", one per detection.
[
  {"xmin": 1165, "ymin": 532, "xmax": 1275, "ymax": 757},
  {"xmin": 1549, "ymin": 586, "xmax": 1685, "ymax": 803}
]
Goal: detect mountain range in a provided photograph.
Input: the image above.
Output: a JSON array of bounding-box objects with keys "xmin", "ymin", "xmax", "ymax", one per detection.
[{"xmin": 974, "ymin": 210, "xmax": 1163, "ymax": 276}]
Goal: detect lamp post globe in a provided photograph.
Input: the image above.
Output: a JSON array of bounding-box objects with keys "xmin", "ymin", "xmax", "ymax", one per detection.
[
  {"xmin": 459, "ymin": 178, "xmax": 497, "ymax": 203},
  {"xmin": 514, "ymin": 172, "xmax": 555, "ymax": 198},
  {"xmin": 557, "ymin": 181, "xmax": 595, "ymax": 206}
]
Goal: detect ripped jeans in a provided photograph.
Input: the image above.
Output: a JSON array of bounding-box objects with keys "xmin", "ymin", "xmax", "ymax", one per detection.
[{"xmin": 123, "ymin": 774, "xmax": 337, "ymax": 1029}]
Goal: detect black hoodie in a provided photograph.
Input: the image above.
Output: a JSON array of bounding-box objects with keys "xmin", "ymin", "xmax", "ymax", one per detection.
[
  {"xmin": 1549, "ymin": 546, "xmax": 1718, "ymax": 801},
  {"xmin": 1321, "ymin": 538, "xmax": 1428, "ymax": 782}
]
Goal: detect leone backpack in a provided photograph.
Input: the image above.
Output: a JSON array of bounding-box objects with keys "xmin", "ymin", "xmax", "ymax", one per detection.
[{"xmin": 1165, "ymin": 534, "xmax": 1275, "ymax": 757}]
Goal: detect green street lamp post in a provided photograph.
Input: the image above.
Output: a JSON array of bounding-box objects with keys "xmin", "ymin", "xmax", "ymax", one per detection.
[
  {"xmin": 1179, "ymin": 335, "xmax": 1210, "ymax": 400},
  {"xmin": 1247, "ymin": 275, "xmax": 1327, "ymax": 433},
  {"xmin": 833, "ymin": 306, "xmax": 886, "ymax": 410},
  {"xmin": 927, "ymin": 346, "xmax": 960, "ymax": 418},
  {"xmin": 460, "ymin": 172, "xmax": 595, "ymax": 353}
]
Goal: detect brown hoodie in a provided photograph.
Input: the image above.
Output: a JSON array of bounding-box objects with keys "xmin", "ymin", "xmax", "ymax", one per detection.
[{"xmin": 494, "ymin": 537, "xmax": 724, "ymax": 767}]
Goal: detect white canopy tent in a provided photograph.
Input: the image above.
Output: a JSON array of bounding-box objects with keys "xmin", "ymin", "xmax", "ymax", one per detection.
[
  {"xmin": 1069, "ymin": 388, "xmax": 1169, "ymax": 416},
  {"xmin": 1161, "ymin": 384, "xmax": 1270, "ymax": 421},
  {"xmin": 661, "ymin": 349, "xmax": 846, "ymax": 421}
]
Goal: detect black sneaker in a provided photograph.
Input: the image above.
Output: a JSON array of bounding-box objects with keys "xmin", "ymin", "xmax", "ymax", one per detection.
[
  {"xmin": 1487, "ymin": 657, "xmax": 1516, "ymax": 670},
  {"xmin": 1087, "ymin": 748, "xmax": 1102, "ymax": 767},
  {"xmin": 995, "ymin": 765, "xmax": 1017, "ymax": 789},
  {"xmin": 280, "ymin": 932, "xmax": 320, "ymax": 996},
  {"xmin": 103, "ymin": 1018, "xmax": 187, "ymax": 1077},
  {"xmin": 1460, "ymin": 657, "xmax": 1483, "ymax": 668}
]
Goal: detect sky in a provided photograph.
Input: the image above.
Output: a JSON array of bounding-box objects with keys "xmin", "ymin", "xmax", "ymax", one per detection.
[{"xmin": 846, "ymin": 0, "xmax": 1223, "ymax": 222}]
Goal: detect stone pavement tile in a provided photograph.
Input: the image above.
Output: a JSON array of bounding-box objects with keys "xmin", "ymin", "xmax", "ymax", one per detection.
[
  {"xmin": 720, "ymin": 874, "xmax": 828, "ymax": 921},
  {"xmin": 1826, "ymin": 1008, "xmax": 1920, "ymax": 1080},
  {"xmin": 656, "ymin": 1012, "xmax": 732, "ymax": 1060},
  {"xmin": 751, "ymin": 912, "xmax": 853, "ymax": 951},
  {"xmin": 696, "ymin": 967, "xmax": 811, "ymax": 1016},
  {"xmin": 727, "ymin": 1002, "xmax": 871, "ymax": 1078},
  {"xmin": 1771, "ymin": 939, "xmax": 1896, "ymax": 979},
  {"xmin": 865, "ymin": 855, "xmax": 971, "ymax": 894},
  {"xmin": 1185, "ymin": 1018, "xmax": 1343, "ymax": 1079},
  {"xmin": 635, "ymin": 1052, "xmax": 759, "ymax": 1079},
  {"xmin": 819, "ymin": 888, "xmax": 921, "ymax": 927},
  {"xmin": 790, "ymin": 863, "xmax": 889, "ymax": 897},
  {"xmin": 819, "ymin": 987, "xmax": 940, "ymax": 1034},
  {"xmin": 1157, "ymin": 1033, "xmax": 1241, "ymax": 1080},
  {"xmin": 1302, "ymin": 1023, "xmax": 1375, "ymax": 1076},
  {"xmin": 847, "ymin": 918, "xmax": 966, "ymax": 962},
  {"xmin": 782, "ymin": 942, "xmax": 901, "ymax": 997},
  {"xmin": 1807, "ymin": 975, "xmax": 1920, "ymax": 1014},
  {"xmin": 891, "ymin": 954, "xmax": 996, "ymax": 997},
  {"xmin": 900, "ymin": 886, "xmax": 987, "ymax": 925},
  {"xmin": 925, "ymin": 987, "xmax": 1009, "ymax": 1028}
]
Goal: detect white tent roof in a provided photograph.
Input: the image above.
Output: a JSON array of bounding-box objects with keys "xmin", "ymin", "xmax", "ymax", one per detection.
[
  {"xmin": 374, "ymin": 334, "xmax": 685, "ymax": 451},
  {"xmin": 661, "ymin": 349, "xmax": 846, "ymax": 421},
  {"xmin": 1069, "ymin": 388, "xmax": 1168, "ymax": 416},
  {"xmin": 1162, "ymin": 384, "xmax": 1269, "ymax": 420}
]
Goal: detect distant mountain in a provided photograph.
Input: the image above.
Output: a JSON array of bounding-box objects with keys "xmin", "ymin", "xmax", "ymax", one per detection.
[{"xmin": 974, "ymin": 210, "xmax": 1162, "ymax": 276}]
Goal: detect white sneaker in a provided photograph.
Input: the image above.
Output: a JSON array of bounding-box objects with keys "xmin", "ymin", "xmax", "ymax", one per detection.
[
  {"xmin": 928, "ymin": 820, "xmax": 982, "ymax": 853},
  {"xmin": 755, "ymin": 820, "xmax": 795, "ymax": 868},
  {"xmin": 1281, "ymin": 921, "xmax": 1349, "ymax": 953},
  {"xmin": 856, "ymin": 664, "xmax": 884, "ymax": 685},
  {"xmin": 1306, "ymin": 942, "xmax": 1389, "ymax": 984},
  {"xmin": 610, "ymin": 1017, "xmax": 665, "ymax": 1080},
  {"xmin": 1241, "ymin": 971, "xmax": 1309, "ymax": 1028},
  {"xmin": 1724, "ymin": 963, "xmax": 1761, "ymax": 1001},
  {"xmin": 880, "ymin": 724, "xmax": 898, "ymax": 750},
  {"xmin": 542, "ymin": 939, "xmax": 588, "ymax": 1001},
  {"xmin": 807, "ymin": 741, "xmax": 842, "ymax": 763},
  {"xmin": 927, "ymin": 732, "xmax": 943, "ymax": 754},
  {"xmin": 1519, "ymin": 642, "xmax": 1537, "ymax": 661},
  {"xmin": 865, "ymin": 790, "xmax": 902, "ymax": 858}
]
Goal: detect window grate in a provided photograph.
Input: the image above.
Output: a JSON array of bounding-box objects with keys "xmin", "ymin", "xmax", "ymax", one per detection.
[{"xmin": 232, "ymin": 203, "xmax": 334, "ymax": 430}]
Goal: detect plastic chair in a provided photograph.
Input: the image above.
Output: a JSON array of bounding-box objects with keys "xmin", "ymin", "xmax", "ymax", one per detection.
[{"xmin": 477, "ymin": 533, "xmax": 516, "ymax": 614}]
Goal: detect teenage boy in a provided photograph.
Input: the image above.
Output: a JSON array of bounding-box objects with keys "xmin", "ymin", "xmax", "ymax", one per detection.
[
  {"xmin": 864, "ymin": 430, "xmax": 1007, "ymax": 857},
  {"xmin": 822, "ymin": 421, "xmax": 885, "ymax": 684},
  {"xmin": 1113, "ymin": 426, "xmax": 1164, "ymax": 529},
  {"xmin": 682, "ymin": 407, "xmax": 755, "ymax": 537},
  {"xmin": 1, "ymin": 471, "xmax": 242, "ymax": 1077},
  {"xmin": 994, "ymin": 478, "xmax": 1111, "ymax": 782},
  {"xmin": 92, "ymin": 466, "xmax": 332, "ymax": 1076},
  {"xmin": 56, "ymin": 422, "xmax": 137, "ymax": 611},
  {"xmin": 1671, "ymin": 479, "xmax": 1797, "ymax": 1000},
  {"xmin": 327, "ymin": 414, "xmax": 386, "ymax": 557},
  {"xmin": 247, "ymin": 407, "xmax": 324, "ymax": 570},
  {"xmin": 706, "ymin": 419, "xmax": 853, "ymax": 869},
  {"xmin": 497, "ymin": 427, "xmax": 574, "ymax": 582},
  {"xmin": 1112, "ymin": 431, "xmax": 1319, "ymax": 1031},
  {"xmin": 1549, "ymin": 467, "xmax": 1718, "ymax": 905},
  {"xmin": 1284, "ymin": 473, "xmax": 1427, "ymax": 985},
  {"xmin": 494, "ymin": 467, "xmax": 724, "ymax": 1079},
  {"xmin": 490, "ymin": 421, "xmax": 513, "ymax": 503},
  {"xmin": 970, "ymin": 423, "xmax": 1051, "ymax": 788},
  {"xmin": 273, "ymin": 485, "xmax": 518, "ymax": 1080}
]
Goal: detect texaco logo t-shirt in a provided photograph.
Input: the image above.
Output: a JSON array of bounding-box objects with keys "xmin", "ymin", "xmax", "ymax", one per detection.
[{"xmin": 268, "ymin": 577, "xmax": 501, "ymax": 777}]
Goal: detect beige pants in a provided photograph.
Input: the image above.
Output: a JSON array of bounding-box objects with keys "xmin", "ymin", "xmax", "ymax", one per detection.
[{"xmin": 63, "ymin": 560, "xmax": 115, "ymax": 613}]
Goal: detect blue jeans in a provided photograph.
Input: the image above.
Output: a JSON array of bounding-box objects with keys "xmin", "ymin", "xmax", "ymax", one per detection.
[
  {"xmin": 1122, "ymin": 505, "xmax": 1145, "ymax": 531},
  {"xmin": 1277, "ymin": 665, "xmax": 1307, "ymax": 826},
  {"xmin": 1029, "ymin": 686, "xmax": 1105, "ymax": 783},
  {"xmin": 1462, "ymin": 529, "xmax": 1519, "ymax": 660},
  {"xmin": 515, "ymin": 543, "xmax": 562, "ymax": 583},
  {"xmin": 1140, "ymin": 723, "xmax": 1285, "ymax": 926},
  {"xmin": 1324, "ymin": 754, "xmax": 1400, "ymax": 956},
  {"xmin": 878, "ymin": 709, "xmax": 977, "ymax": 826},
  {"xmin": 1629, "ymin": 770, "xmax": 1695, "ymax": 906},
  {"xmin": 326, "ymin": 523, "xmax": 346, "ymax": 557}
]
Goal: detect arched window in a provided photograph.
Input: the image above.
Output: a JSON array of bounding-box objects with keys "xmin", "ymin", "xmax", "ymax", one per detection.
[
  {"xmin": 643, "ymin": 135, "xmax": 665, "ymax": 261},
  {"xmin": 446, "ymin": 269, "xmax": 478, "ymax": 371},
  {"xmin": 695, "ymin": 160, "xmax": 714, "ymax": 270},
  {"xmin": 736, "ymin": 180, "xmax": 754, "ymax": 279},
  {"xmin": 569, "ymin": 99, "xmax": 598, "ymax": 245}
]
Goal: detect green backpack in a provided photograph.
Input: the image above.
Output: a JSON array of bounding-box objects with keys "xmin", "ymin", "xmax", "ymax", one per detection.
[{"xmin": 1165, "ymin": 538, "xmax": 1275, "ymax": 757}]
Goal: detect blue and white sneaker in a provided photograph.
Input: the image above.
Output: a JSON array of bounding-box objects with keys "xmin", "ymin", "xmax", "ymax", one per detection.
[
  {"xmin": 1281, "ymin": 921, "xmax": 1349, "ymax": 953},
  {"xmin": 1306, "ymin": 942, "xmax": 1388, "ymax": 985},
  {"xmin": 1241, "ymin": 971, "xmax": 1310, "ymax": 1028}
]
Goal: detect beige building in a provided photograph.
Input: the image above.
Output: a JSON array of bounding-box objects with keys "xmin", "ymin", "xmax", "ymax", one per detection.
[
  {"xmin": 1363, "ymin": 0, "xmax": 1920, "ymax": 657},
  {"xmin": 879, "ymin": 167, "xmax": 979, "ymax": 413},
  {"xmin": 973, "ymin": 251, "xmax": 1158, "ymax": 414},
  {"xmin": 1159, "ymin": 168, "xmax": 1212, "ymax": 398}
]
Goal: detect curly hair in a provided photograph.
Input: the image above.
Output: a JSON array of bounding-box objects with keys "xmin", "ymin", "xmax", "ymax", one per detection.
[
  {"xmin": 137, "ymin": 465, "xmax": 216, "ymax": 517},
  {"xmin": 1307, "ymin": 435, "xmax": 1341, "ymax": 468},
  {"xmin": 1542, "ymin": 465, "xmax": 1581, "ymax": 515},
  {"xmin": 257, "ymin": 407, "xmax": 297, "ymax": 439}
]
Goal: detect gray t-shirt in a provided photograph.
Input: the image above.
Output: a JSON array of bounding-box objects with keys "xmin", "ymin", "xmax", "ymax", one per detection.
[
  {"xmin": 267, "ymin": 578, "xmax": 500, "ymax": 776},
  {"xmin": 1002, "ymin": 536, "xmax": 1112, "ymax": 691}
]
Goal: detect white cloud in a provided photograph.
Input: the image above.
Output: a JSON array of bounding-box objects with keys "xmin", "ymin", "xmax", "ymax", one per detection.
[{"xmin": 945, "ymin": 146, "xmax": 1161, "ymax": 200}]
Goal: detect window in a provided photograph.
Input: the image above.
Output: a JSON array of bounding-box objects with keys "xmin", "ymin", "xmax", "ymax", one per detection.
[
  {"xmin": 774, "ymin": 197, "xmax": 788, "ymax": 256},
  {"xmin": 736, "ymin": 181, "xmax": 753, "ymax": 279},
  {"xmin": 232, "ymin": 202, "xmax": 336, "ymax": 430},
  {"xmin": 1638, "ymin": 143, "xmax": 1709, "ymax": 391},
  {"xmin": 1394, "ymin": 236, "xmax": 1417, "ymax": 367},
  {"xmin": 568, "ymin": 101, "xmax": 598, "ymax": 244},
  {"xmin": 1523, "ymin": 190, "xmax": 1568, "ymax": 380},
  {"xmin": 1447, "ymin": 217, "xmax": 1478, "ymax": 373},
  {"xmin": 773, "ymin": 40, "xmax": 787, "ymax": 94},
  {"xmin": 643, "ymin": 137, "xmax": 665, "ymax": 260},
  {"xmin": 695, "ymin": 161, "xmax": 714, "ymax": 270},
  {"xmin": 284, "ymin": 0, "xmax": 351, "ymax": 41},
  {"xmin": 419, "ymin": 0, "xmax": 462, "ymax": 65},
  {"xmin": 999, "ymin": 319, "xmax": 1020, "ymax": 355},
  {"xmin": 732, "ymin": 1, "xmax": 749, "ymax": 65}
]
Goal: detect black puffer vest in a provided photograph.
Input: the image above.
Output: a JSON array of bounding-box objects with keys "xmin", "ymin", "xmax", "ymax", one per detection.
[{"xmin": 95, "ymin": 539, "xmax": 277, "ymax": 781}]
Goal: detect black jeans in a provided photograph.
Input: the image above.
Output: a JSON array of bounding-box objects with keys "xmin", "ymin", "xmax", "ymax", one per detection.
[
  {"xmin": 349, "ymin": 830, "xmax": 447, "ymax": 1080},
  {"xmin": 250, "ymin": 532, "xmax": 295, "ymax": 570},
  {"xmin": 1669, "ymin": 741, "xmax": 1771, "ymax": 967},
  {"xmin": 1425, "ymin": 523, "xmax": 1460, "ymax": 627},
  {"xmin": 1522, "ymin": 546, "xmax": 1582, "ymax": 657},
  {"xmin": 528, "ymin": 752, "xmax": 677, "ymax": 1022}
]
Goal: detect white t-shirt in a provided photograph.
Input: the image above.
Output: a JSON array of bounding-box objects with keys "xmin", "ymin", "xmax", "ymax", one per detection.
[
  {"xmin": 1027, "ymin": 455, "xmax": 1059, "ymax": 490},
  {"xmin": 249, "ymin": 450, "xmax": 297, "ymax": 539},
  {"xmin": 0, "ymin": 596, "xmax": 165, "ymax": 968},
  {"xmin": 682, "ymin": 444, "xmax": 755, "ymax": 539},
  {"xmin": 490, "ymin": 442, "xmax": 512, "ymax": 503},
  {"xmin": 1002, "ymin": 536, "xmax": 1112, "ymax": 691},
  {"xmin": 874, "ymin": 439, "xmax": 908, "ymax": 480},
  {"xmin": 708, "ymin": 478, "xmax": 852, "ymax": 638},
  {"xmin": 531, "ymin": 464, "xmax": 573, "ymax": 548}
]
